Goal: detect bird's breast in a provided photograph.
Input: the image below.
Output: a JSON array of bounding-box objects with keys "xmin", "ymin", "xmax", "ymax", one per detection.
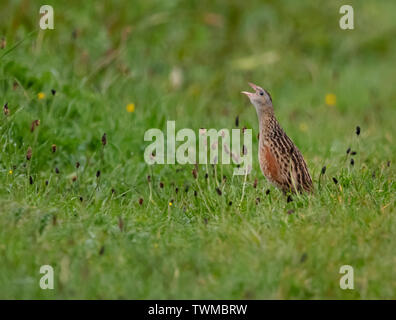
[{"xmin": 259, "ymin": 140, "xmax": 281, "ymax": 182}]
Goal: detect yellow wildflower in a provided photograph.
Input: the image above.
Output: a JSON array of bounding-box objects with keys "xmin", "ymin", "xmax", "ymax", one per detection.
[
  {"xmin": 169, "ymin": 202, "xmax": 173, "ymax": 206},
  {"xmin": 126, "ymin": 103, "xmax": 135, "ymax": 113},
  {"xmin": 9, "ymin": 170, "xmax": 13, "ymax": 174},
  {"xmin": 38, "ymin": 92, "xmax": 46, "ymax": 100},
  {"xmin": 325, "ymin": 93, "xmax": 336, "ymax": 106},
  {"xmin": 299, "ymin": 123, "xmax": 308, "ymax": 132}
]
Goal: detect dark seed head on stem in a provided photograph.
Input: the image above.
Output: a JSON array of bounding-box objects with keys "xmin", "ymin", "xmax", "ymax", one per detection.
[
  {"xmin": 235, "ymin": 115, "xmax": 239, "ymax": 127},
  {"xmin": 96, "ymin": 170, "xmax": 101, "ymax": 178},
  {"xmin": 29, "ymin": 176, "xmax": 33, "ymax": 185},
  {"xmin": 76, "ymin": 161, "xmax": 80, "ymax": 169},
  {"xmin": 242, "ymin": 145, "xmax": 247, "ymax": 155},
  {"xmin": 26, "ymin": 147, "xmax": 32, "ymax": 161},
  {"xmin": 51, "ymin": 144, "xmax": 57, "ymax": 153},
  {"xmin": 138, "ymin": 198, "xmax": 143, "ymax": 205},
  {"xmin": 287, "ymin": 195, "xmax": 293, "ymax": 203},
  {"xmin": 300, "ymin": 253, "xmax": 307, "ymax": 263},
  {"xmin": 159, "ymin": 182, "xmax": 164, "ymax": 189},
  {"xmin": 351, "ymin": 151, "xmax": 357, "ymax": 156},
  {"xmin": 253, "ymin": 178, "xmax": 258, "ymax": 188},
  {"xmin": 346, "ymin": 147, "xmax": 351, "ymax": 154},
  {"xmin": 350, "ymin": 158, "xmax": 355, "ymax": 166},
  {"xmin": 101, "ymin": 133, "xmax": 107, "ymax": 146},
  {"xmin": 215, "ymin": 187, "xmax": 222, "ymax": 196},
  {"xmin": 147, "ymin": 175, "xmax": 151, "ymax": 183},
  {"xmin": 265, "ymin": 189, "xmax": 270, "ymax": 195},
  {"xmin": 228, "ymin": 201, "xmax": 232, "ymax": 206},
  {"xmin": 30, "ymin": 120, "xmax": 40, "ymax": 133},
  {"xmin": 51, "ymin": 89, "xmax": 56, "ymax": 96},
  {"xmin": 332, "ymin": 177, "xmax": 338, "ymax": 184},
  {"xmin": 192, "ymin": 168, "xmax": 198, "ymax": 179},
  {"xmin": 3, "ymin": 102, "xmax": 9, "ymax": 116},
  {"xmin": 55, "ymin": 167, "xmax": 60, "ymax": 174},
  {"xmin": 321, "ymin": 166, "xmax": 326, "ymax": 175},
  {"xmin": 356, "ymin": 126, "xmax": 361, "ymax": 136}
]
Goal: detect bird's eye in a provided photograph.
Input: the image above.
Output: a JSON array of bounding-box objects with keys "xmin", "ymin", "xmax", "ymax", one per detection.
[{"xmin": 259, "ymin": 91, "xmax": 264, "ymax": 96}]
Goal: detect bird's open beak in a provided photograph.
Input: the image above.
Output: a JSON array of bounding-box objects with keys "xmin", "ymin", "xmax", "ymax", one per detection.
[
  {"xmin": 241, "ymin": 82, "xmax": 259, "ymax": 97},
  {"xmin": 248, "ymin": 82, "xmax": 260, "ymax": 92},
  {"xmin": 241, "ymin": 91, "xmax": 252, "ymax": 96}
]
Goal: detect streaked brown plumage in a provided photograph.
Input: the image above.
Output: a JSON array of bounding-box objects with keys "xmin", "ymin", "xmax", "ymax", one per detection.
[{"xmin": 242, "ymin": 83, "xmax": 313, "ymax": 194}]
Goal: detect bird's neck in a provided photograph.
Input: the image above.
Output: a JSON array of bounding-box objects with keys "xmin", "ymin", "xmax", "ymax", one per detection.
[{"xmin": 257, "ymin": 107, "xmax": 277, "ymax": 138}]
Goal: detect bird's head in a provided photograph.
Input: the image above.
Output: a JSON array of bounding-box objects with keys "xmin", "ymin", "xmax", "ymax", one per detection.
[{"xmin": 241, "ymin": 83, "xmax": 273, "ymax": 111}]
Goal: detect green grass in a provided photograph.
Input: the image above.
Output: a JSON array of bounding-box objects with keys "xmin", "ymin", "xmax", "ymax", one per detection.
[{"xmin": 0, "ymin": 0, "xmax": 395, "ymax": 299}]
